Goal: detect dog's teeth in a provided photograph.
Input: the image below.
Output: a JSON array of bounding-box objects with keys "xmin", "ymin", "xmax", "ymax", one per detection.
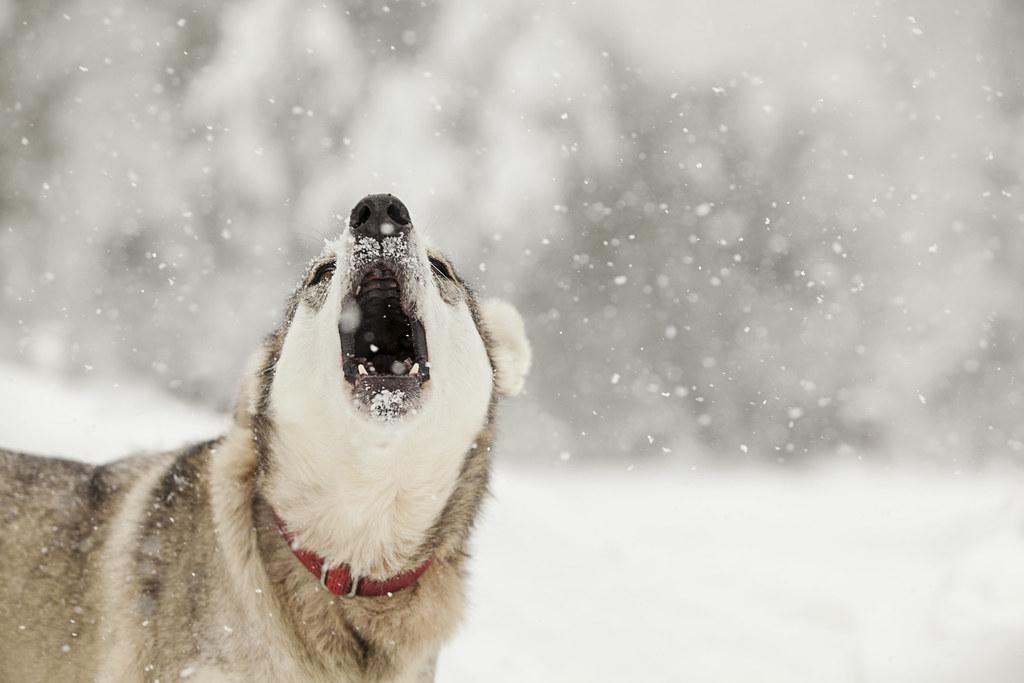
[
  {"xmin": 358, "ymin": 364, "xmax": 368, "ymax": 376},
  {"xmin": 410, "ymin": 363, "xmax": 420, "ymax": 376}
]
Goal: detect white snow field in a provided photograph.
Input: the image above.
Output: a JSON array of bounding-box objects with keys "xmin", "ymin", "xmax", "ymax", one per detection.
[{"xmin": 3, "ymin": 362, "xmax": 1024, "ymax": 683}]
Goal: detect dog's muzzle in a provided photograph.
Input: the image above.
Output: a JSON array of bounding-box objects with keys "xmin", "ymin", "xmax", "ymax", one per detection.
[{"xmin": 339, "ymin": 194, "xmax": 429, "ymax": 420}]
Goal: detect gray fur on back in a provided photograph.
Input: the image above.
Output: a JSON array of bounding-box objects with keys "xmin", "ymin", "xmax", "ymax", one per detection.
[{"xmin": 0, "ymin": 449, "xmax": 152, "ymax": 681}]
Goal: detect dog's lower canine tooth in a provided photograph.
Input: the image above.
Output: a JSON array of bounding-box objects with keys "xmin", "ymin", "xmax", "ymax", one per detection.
[
  {"xmin": 358, "ymin": 364, "xmax": 368, "ymax": 375},
  {"xmin": 410, "ymin": 363, "xmax": 419, "ymax": 376}
]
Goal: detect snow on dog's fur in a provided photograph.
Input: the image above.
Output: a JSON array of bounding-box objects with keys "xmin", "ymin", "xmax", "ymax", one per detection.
[{"xmin": 0, "ymin": 194, "xmax": 530, "ymax": 682}]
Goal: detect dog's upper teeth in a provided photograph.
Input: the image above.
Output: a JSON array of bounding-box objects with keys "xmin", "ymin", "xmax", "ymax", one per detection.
[
  {"xmin": 410, "ymin": 363, "xmax": 420, "ymax": 376},
  {"xmin": 358, "ymin": 364, "xmax": 368, "ymax": 376}
]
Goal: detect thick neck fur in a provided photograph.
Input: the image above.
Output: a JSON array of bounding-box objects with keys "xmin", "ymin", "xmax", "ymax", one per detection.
[
  {"xmin": 209, "ymin": 415, "xmax": 495, "ymax": 681},
  {"xmin": 261, "ymin": 400, "xmax": 490, "ymax": 578}
]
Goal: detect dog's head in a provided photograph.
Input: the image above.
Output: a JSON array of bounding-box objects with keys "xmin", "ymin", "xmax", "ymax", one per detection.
[
  {"xmin": 241, "ymin": 194, "xmax": 530, "ymax": 572},
  {"xmin": 264, "ymin": 193, "xmax": 528, "ymax": 425}
]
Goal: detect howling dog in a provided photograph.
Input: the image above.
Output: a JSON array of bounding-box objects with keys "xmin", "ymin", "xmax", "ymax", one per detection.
[{"xmin": 0, "ymin": 195, "xmax": 531, "ymax": 682}]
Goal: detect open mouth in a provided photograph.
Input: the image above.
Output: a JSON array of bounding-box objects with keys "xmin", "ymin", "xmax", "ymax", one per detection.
[{"xmin": 340, "ymin": 265, "xmax": 429, "ymax": 417}]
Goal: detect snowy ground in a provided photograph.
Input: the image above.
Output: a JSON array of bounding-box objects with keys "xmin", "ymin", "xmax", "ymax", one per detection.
[
  {"xmin": 3, "ymin": 363, "xmax": 1024, "ymax": 682},
  {"xmin": 444, "ymin": 469, "xmax": 1024, "ymax": 683}
]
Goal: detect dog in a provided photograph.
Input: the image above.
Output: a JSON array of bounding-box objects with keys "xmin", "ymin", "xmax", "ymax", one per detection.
[{"xmin": 0, "ymin": 194, "xmax": 531, "ymax": 682}]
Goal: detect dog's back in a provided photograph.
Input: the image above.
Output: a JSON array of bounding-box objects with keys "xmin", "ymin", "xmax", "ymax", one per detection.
[{"xmin": 0, "ymin": 449, "xmax": 146, "ymax": 681}]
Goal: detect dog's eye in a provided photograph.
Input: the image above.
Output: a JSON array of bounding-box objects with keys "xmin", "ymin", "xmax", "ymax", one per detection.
[
  {"xmin": 429, "ymin": 256, "xmax": 455, "ymax": 282},
  {"xmin": 309, "ymin": 261, "xmax": 336, "ymax": 287}
]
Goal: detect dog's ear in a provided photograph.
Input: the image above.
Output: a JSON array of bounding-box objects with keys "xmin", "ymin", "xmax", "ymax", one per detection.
[{"xmin": 479, "ymin": 298, "xmax": 531, "ymax": 397}]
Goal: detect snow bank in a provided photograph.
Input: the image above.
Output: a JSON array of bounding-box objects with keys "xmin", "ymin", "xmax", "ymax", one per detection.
[{"xmin": 0, "ymin": 362, "xmax": 227, "ymax": 462}]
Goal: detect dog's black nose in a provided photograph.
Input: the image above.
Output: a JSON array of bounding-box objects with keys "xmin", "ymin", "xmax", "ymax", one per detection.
[{"xmin": 349, "ymin": 194, "xmax": 413, "ymax": 240}]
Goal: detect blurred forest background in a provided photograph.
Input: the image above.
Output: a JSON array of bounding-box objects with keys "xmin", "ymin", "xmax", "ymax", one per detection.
[{"xmin": 2, "ymin": 0, "xmax": 1024, "ymax": 467}]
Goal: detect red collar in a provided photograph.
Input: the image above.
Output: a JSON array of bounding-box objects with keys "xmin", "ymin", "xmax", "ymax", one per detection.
[{"xmin": 275, "ymin": 516, "xmax": 432, "ymax": 598}]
